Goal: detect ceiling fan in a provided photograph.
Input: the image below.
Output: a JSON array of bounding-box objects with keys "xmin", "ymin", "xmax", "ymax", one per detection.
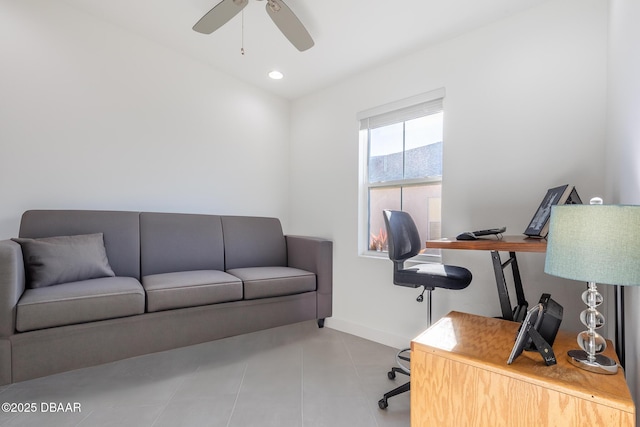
[{"xmin": 193, "ymin": 0, "xmax": 314, "ymax": 52}]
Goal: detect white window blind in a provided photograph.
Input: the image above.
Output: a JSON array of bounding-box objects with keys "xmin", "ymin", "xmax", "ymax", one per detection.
[
  {"xmin": 359, "ymin": 98, "xmax": 444, "ymax": 130},
  {"xmin": 357, "ymin": 87, "xmax": 445, "ymax": 129}
]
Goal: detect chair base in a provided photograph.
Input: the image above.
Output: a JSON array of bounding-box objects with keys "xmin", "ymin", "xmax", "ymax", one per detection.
[
  {"xmin": 378, "ymin": 379, "xmax": 410, "ymax": 409},
  {"xmin": 378, "ymin": 366, "xmax": 411, "ymax": 409},
  {"xmin": 378, "ymin": 349, "xmax": 411, "ymax": 410}
]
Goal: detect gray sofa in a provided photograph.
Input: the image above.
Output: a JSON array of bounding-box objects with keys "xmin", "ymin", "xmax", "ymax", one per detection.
[{"xmin": 0, "ymin": 210, "xmax": 332, "ymax": 385}]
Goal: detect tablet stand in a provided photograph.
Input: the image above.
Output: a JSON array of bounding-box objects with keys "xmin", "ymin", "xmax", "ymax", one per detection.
[{"xmin": 524, "ymin": 322, "xmax": 557, "ymax": 366}]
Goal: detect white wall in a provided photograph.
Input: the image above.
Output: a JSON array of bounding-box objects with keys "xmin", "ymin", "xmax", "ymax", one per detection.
[
  {"xmin": 290, "ymin": 0, "xmax": 609, "ymax": 348},
  {"xmin": 607, "ymin": 0, "xmax": 640, "ymax": 419},
  {"xmin": 0, "ymin": 0, "xmax": 291, "ymax": 239},
  {"xmin": 0, "ymin": 0, "xmax": 615, "ymax": 353}
]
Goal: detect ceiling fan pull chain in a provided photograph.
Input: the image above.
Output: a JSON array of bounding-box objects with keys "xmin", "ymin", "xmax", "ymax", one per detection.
[{"xmin": 240, "ymin": 9, "xmax": 245, "ymax": 55}]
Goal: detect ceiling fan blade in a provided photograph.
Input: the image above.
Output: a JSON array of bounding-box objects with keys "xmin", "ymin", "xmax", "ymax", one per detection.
[
  {"xmin": 193, "ymin": 0, "xmax": 249, "ymax": 34},
  {"xmin": 265, "ymin": 0, "xmax": 314, "ymax": 51}
]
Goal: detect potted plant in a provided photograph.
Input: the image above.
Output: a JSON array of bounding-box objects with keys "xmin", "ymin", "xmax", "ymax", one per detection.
[{"xmin": 370, "ymin": 228, "xmax": 387, "ymax": 251}]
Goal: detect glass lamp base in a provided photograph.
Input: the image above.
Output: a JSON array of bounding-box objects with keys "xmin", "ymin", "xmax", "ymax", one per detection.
[{"xmin": 567, "ymin": 350, "xmax": 619, "ymax": 375}]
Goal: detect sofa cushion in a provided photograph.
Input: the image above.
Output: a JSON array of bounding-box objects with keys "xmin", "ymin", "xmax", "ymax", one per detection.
[
  {"xmin": 140, "ymin": 213, "xmax": 225, "ymax": 276},
  {"xmin": 222, "ymin": 216, "xmax": 287, "ymax": 270},
  {"xmin": 227, "ymin": 267, "xmax": 316, "ymax": 300},
  {"xmin": 18, "ymin": 210, "xmax": 141, "ymax": 279},
  {"xmin": 12, "ymin": 233, "xmax": 115, "ymax": 289},
  {"xmin": 16, "ymin": 277, "xmax": 145, "ymax": 332},
  {"xmin": 143, "ymin": 270, "xmax": 243, "ymax": 313}
]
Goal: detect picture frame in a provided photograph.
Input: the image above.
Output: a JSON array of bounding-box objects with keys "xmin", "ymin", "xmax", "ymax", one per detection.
[
  {"xmin": 524, "ymin": 185, "xmax": 582, "ymax": 238},
  {"xmin": 507, "ymin": 303, "xmax": 557, "ymax": 366}
]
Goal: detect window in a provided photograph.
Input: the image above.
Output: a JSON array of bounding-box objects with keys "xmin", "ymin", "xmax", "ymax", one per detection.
[{"xmin": 358, "ymin": 89, "xmax": 444, "ymax": 259}]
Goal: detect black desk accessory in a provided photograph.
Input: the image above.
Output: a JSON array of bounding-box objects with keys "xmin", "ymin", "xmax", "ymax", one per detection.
[
  {"xmin": 525, "ymin": 293, "xmax": 563, "ymax": 351},
  {"xmin": 507, "ymin": 304, "xmax": 555, "ymax": 366},
  {"xmin": 456, "ymin": 227, "xmax": 506, "ymax": 241},
  {"xmin": 507, "ymin": 297, "xmax": 562, "ymax": 367}
]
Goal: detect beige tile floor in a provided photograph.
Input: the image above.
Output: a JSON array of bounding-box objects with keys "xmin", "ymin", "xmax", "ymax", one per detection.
[{"xmin": 0, "ymin": 321, "xmax": 410, "ymax": 427}]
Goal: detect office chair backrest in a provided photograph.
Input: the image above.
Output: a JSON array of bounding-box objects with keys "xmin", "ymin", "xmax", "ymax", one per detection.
[{"xmin": 383, "ymin": 210, "xmax": 422, "ymax": 263}]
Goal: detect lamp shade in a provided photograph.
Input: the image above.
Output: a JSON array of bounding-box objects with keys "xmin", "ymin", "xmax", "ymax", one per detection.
[{"xmin": 544, "ymin": 205, "xmax": 640, "ymax": 286}]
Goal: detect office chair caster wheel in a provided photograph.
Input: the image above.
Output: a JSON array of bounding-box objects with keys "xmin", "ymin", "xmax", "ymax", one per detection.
[
  {"xmin": 387, "ymin": 371, "xmax": 396, "ymax": 380},
  {"xmin": 378, "ymin": 398, "xmax": 388, "ymax": 409}
]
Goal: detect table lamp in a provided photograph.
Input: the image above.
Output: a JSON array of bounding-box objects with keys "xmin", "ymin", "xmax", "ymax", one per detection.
[{"xmin": 544, "ymin": 201, "xmax": 640, "ymax": 374}]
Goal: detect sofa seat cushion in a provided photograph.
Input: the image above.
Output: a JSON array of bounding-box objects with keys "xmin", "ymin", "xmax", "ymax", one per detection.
[
  {"xmin": 16, "ymin": 277, "xmax": 145, "ymax": 332},
  {"xmin": 227, "ymin": 267, "xmax": 316, "ymax": 300},
  {"xmin": 142, "ymin": 270, "xmax": 243, "ymax": 313}
]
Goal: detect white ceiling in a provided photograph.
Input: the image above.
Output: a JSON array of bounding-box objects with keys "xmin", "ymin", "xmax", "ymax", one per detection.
[{"xmin": 61, "ymin": 0, "xmax": 546, "ymax": 100}]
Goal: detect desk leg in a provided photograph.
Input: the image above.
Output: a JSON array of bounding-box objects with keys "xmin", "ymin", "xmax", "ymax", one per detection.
[
  {"xmin": 491, "ymin": 251, "xmax": 514, "ymax": 321},
  {"xmin": 509, "ymin": 251, "xmax": 528, "ymax": 321},
  {"xmin": 490, "ymin": 251, "xmax": 529, "ymax": 322}
]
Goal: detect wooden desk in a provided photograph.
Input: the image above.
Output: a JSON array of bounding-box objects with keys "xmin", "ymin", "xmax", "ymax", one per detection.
[
  {"xmin": 411, "ymin": 311, "xmax": 635, "ymax": 427},
  {"xmin": 426, "ymin": 236, "xmax": 546, "ymax": 321},
  {"xmin": 426, "ymin": 235, "xmax": 546, "ymax": 252}
]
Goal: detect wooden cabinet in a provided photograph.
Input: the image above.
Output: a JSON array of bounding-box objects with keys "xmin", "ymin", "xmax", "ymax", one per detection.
[{"xmin": 411, "ymin": 311, "xmax": 635, "ymax": 427}]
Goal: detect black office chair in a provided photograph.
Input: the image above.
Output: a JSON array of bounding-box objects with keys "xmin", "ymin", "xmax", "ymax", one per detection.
[{"xmin": 378, "ymin": 210, "xmax": 472, "ymax": 410}]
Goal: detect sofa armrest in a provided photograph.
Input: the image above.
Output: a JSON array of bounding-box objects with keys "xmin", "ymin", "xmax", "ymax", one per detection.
[
  {"xmin": 0, "ymin": 239, "xmax": 25, "ymax": 337},
  {"xmin": 285, "ymin": 236, "xmax": 333, "ymax": 320}
]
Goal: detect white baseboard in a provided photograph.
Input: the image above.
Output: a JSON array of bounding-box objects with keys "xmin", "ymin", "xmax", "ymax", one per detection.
[{"xmin": 322, "ymin": 317, "xmax": 412, "ymax": 350}]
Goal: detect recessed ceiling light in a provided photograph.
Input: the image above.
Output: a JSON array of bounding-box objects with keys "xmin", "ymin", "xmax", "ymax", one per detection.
[{"xmin": 268, "ymin": 70, "xmax": 284, "ymax": 80}]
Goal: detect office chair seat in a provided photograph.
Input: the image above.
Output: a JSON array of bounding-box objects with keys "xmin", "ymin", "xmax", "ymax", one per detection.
[
  {"xmin": 378, "ymin": 210, "xmax": 472, "ymax": 410},
  {"xmin": 394, "ymin": 263, "xmax": 472, "ymax": 290}
]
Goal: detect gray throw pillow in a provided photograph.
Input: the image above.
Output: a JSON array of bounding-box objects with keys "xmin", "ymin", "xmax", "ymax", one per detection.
[{"xmin": 12, "ymin": 233, "xmax": 116, "ymax": 289}]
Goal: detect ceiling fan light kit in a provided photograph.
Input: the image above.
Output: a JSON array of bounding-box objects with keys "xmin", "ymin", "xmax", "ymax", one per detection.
[
  {"xmin": 193, "ymin": 0, "xmax": 314, "ymax": 52},
  {"xmin": 266, "ymin": 0, "xmax": 281, "ymax": 14}
]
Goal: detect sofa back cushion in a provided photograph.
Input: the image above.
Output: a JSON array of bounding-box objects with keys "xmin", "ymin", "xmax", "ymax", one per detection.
[
  {"xmin": 222, "ymin": 216, "xmax": 286, "ymax": 270},
  {"xmin": 19, "ymin": 210, "xmax": 141, "ymax": 279},
  {"xmin": 140, "ymin": 212, "xmax": 225, "ymax": 276}
]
